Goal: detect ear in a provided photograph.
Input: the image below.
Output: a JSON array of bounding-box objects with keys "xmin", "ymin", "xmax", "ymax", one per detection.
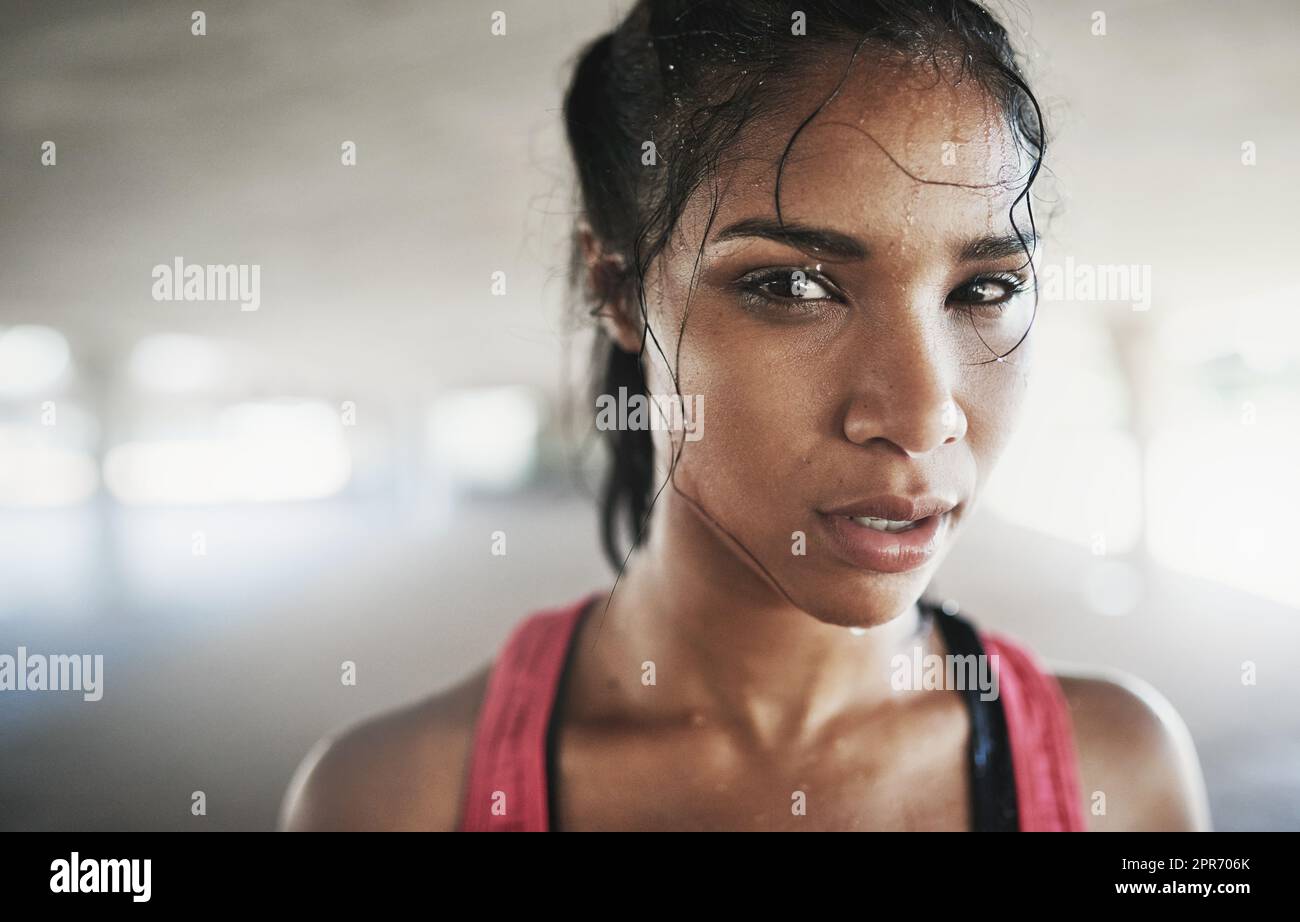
[{"xmin": 579, "ymin": 221, "xmax": 642, "ymax": 353}]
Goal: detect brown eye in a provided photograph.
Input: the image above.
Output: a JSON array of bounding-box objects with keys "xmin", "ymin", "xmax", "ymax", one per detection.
[
  {"xmin": 740, "ymin": 268, "xmax": 837, "ymax": 303},
  {"xmin": 754, "ymin": 269, "xmax": 832, "ymax": 299},
  {"xmin": 949, "ymin": 273, "xmax": 1028, "ymax": 309}
]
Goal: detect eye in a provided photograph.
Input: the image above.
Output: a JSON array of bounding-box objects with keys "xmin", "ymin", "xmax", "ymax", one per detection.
[
  {"xmin": 736, "ymin": 267, "xmax": 842, "ymax": 313},
  {"xmin": 948, "ymin": 272, "xmax": 1031, "ymax": 313}
]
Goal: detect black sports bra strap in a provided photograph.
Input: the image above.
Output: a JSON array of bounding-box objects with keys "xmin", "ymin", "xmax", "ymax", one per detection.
[{"xmin": 924, "ymin": 599, "xmax": 1020, "ymax": 832}]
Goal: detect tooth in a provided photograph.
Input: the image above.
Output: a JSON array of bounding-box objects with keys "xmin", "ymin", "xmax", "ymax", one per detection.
[{"xmin": 848, "ymin": 515, "xmax": 913, "ymax": 533}]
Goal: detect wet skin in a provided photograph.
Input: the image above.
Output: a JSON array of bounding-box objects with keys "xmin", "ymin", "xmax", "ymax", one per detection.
[{"xmin": 281, "ymin": 52, "xmax": 1212, "ymax": 832}]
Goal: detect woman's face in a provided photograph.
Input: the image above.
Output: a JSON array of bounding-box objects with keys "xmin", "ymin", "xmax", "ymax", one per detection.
[{"xmin": 626, "ymin": 55, "xmax": 1038, "ymax": 628}]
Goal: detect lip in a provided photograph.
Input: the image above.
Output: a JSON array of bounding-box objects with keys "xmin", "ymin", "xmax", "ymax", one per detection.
[
  {"xmin": 816, "ymin": 495, "xmax": 957, "ymax": 574},
  {"xmin": 820, "ymin": 495, "xmax": 957, "ymax": 522}
]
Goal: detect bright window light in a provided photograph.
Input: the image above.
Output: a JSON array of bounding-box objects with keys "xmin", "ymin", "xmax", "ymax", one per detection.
[
  {"xmin": 429, "ymin": 387, "xmax": 540, "ymax": 491},
  {"xmin": 985, "ymin": 425, "xmax": 1143, "ymax": 553},
  {"xmin": 103, "ymin": 399, "xmax": 351, "ymax": 505},
  {"xmin": 0, "ymin": 426, "xmax": 98, "ymax": 507},
  {"xmin": 1147, "ymin": 406, "xmax": 1300, "ymax": 608},
  {"xmin": 128, "ymin": 333, "xmax": 227, "ymax": 393},
  {"xmin": 0, "ymin": 325, "xmax": 72, "ymax": 398}
]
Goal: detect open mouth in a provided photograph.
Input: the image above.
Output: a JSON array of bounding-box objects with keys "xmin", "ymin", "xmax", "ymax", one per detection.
[
  {"xmin": 815, "ymin": 503, "xmax": 955, "ymax": 574},
  {"xmin": 841, "ymin": 514, "xmax": 928, "ymax": 534}
]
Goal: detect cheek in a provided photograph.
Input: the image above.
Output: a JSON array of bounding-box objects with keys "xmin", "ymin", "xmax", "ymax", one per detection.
[
  {"xmin": 649, "ymin": 305, "xmax": 832, "ymax": 520},
  {"xmin": 964, "ymin": 342, "xmax": 1033, "ymax": 484}
]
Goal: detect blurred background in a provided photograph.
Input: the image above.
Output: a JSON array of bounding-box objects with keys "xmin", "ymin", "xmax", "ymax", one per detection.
[{"xmin": 1, "ymin": 0, "xmax": 1297, "ymax": 831}]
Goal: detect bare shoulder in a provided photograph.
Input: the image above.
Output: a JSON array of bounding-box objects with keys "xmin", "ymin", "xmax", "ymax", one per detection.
[
  {"xmin": 1053, "ymin": 666, "xmax": 1212, "ymax": 831},
  {"xmin": 279, "ymin": 663, "xmax": 493, "ymax": 831}
]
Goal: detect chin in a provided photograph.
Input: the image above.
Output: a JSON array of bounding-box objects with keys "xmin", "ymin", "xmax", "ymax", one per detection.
[{"xmin": 786, "ymin": 569, "xmax": 932, "ymax": 631}]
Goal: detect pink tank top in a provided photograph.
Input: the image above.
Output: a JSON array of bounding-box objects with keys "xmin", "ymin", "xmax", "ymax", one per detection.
[{"xmin": 457, "ymin": 592, "xmax": 1088, "ymax": 831}]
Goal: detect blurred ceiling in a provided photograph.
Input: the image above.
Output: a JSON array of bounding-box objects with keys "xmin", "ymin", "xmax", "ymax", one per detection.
[{"xmin": 1, "ymin": 0, "xmax": 1296, "ymax": 399}]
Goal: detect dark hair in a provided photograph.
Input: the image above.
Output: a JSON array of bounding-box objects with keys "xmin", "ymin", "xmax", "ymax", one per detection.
[{"xmin": 562, "ymin": 0, "xmax": 1046, "ymax": 572}]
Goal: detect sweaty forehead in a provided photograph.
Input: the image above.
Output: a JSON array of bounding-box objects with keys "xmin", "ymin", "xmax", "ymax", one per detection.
[{"xmin": 678, "ymin": 55, "xmax": 1028, "ymax": 248}]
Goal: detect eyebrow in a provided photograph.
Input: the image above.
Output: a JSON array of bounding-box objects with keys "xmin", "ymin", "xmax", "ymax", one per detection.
[
  {"xmin": 712, "ymin": 217, "xmax": 1037, "ymax": 264},
  {"xmin": 958, "ymin": 231, "xmax": 1038, "ymax": 262},
  {"xmin": 712, "ymin": 218, "xmax": 868, "ymax": 261}
]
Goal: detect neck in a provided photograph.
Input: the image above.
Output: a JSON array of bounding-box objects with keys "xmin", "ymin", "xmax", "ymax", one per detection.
[{"xmin": 588, "ymin": 489, "xmax": 939, "ymax": 751}]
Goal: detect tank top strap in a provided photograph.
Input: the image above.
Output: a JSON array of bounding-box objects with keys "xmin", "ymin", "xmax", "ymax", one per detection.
[
  {"xmin": 927, "ymin": 602, "xmax": 1019, "ymax": 831},
  {"xmin": 456, "ymin": 593, "xmax": 598, "ymax": 831},
  {"xmin": 980, "ymin": 630, "xmax": 1089, "ymax": 831},
  {"xmin": 457, "ymin": 593, "xmax": 1086, "ymax": 832}
]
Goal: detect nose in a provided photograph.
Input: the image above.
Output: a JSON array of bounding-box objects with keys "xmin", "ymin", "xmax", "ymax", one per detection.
[{"xmin": 841, "ymin": 327, "xmax": 968, "ymax": 458}]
